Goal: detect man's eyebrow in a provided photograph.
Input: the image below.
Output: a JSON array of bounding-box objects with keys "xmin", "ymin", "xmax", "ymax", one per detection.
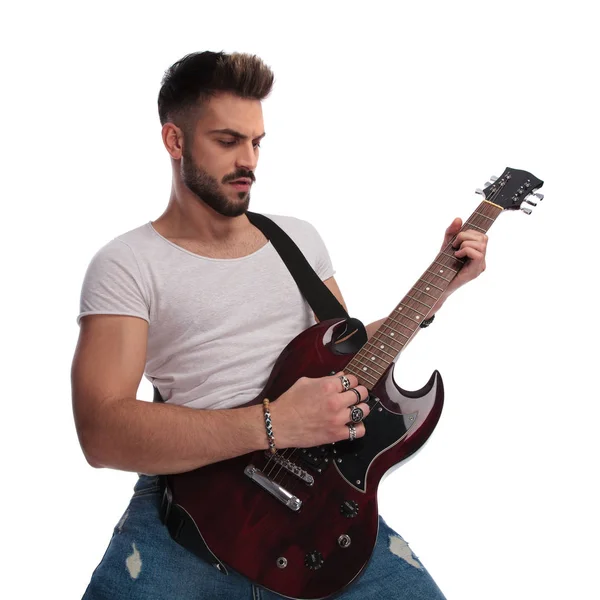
[{"xmin": 207, "ymin": 128, "xmax": 266, "ymax": 141}]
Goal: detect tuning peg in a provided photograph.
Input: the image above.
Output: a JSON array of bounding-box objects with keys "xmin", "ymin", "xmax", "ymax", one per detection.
[
  {"xmin": 524, "ymin": 198, "xmax": 537, "ymax": 206},
  {"xmin": 521, "ymin": 206, "xmax": 533, "ymax": 215},
  {"xmin": 490, "ymin": 176, "xmax": 498, "ymax": 182},
  {"xmin": 533, "ymin": 192, "xmax": 544, "ymax": 201},
  {"xmin": 475, "ymin": 188, "xmax": 485, "ymax": 196},
  {"xmin": 484, "ymin": 181, "xmax": 493, "ymax": 187}
]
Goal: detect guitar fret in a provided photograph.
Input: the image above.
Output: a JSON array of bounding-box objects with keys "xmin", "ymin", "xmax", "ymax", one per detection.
[
  {"xmin": 474, "ymin": 211, "xmax": 494, "ymax": 222},
  {"xmin": 425, "ymin": 269, "xmax": 452, "ymax": 283},
  {"xmin": 418, "ymin": 278, "xmax": 444, "ymax": 292},
  {"xmin": 353, "ymin": 355, "xmax": 385, "ymax": 377},
  {"xmin": 378, "ymin": 328, "xmax": 409, "ymax": 342},
  {"xmin": 365, "ymin": 340, "xmax": 396, "ymax": 359},
  {"xmin": 412, "ymin": 286, "xmax": 439, "ymax": 302},
  {"xmin": 397, "ymin": 304, "xmax": 426, "ymax": 318},
  {"xmin": 405, "ymin": 294, "xmax": 433, "ymax": 310},
  {"xmin": 432, "ymin": 260, "xmax": 458, "ymax": 274},
  {"xmin": 466, "ymin": 223, "xmax": 486, "ymax": 233},
  {"xmin": 356, "ymin": 375, "xmax": 377, "ymax": 389},
  {"xmin": 372, "ymin": 332, "xmax": 403, "ymax": 353},
  {"xmin": 440, "ymin": 251, "xmax": 466, "ymax": 266},
  {"xmin": 347, "ymin": 366, "xmax": 378, "ymax": 386},
  {"xmin": 386, "ymin": 315, "xmax": 416, "ymax": 334}
]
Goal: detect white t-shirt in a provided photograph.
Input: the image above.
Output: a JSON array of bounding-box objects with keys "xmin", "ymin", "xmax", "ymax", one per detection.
[{"xmin": 77, "ymin": 214, "xmax": 335, "ymax": 409}]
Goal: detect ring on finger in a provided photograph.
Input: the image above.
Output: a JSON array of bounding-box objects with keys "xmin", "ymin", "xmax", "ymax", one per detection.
[
  {"xmin": 350, "ymin": 406, "xmax": 364, "ymax": 423},
  {"xmin": 348, "ymin": 388, "xmax": 361, "ymax": 405},
  {"xmin": 339, "ymin": 375, "xmax": 351, "ymax": 391},
  {"xmin": 348, "ymin": 423, "xmax": 356, "ymax": 441}
]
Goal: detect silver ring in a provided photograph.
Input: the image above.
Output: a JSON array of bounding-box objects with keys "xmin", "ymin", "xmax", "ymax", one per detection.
[
  {"xmin": 339, "ymin": 375, "xmax": 351, "ymax": 391},
  {"xmin": 349, "ymin": 388, "xmax": 361, "ymax": 405},
  {"xmin": 350, "ymin": 406, "xmax": 364, "ymax": 423},
  {"xmin": 348, "ymin": 423, "xmax": 356, "ymax": 441}
]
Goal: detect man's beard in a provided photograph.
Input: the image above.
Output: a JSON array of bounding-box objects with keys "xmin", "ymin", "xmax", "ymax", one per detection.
[{"xmin": 181, "ymin": 146, "xmax": 252, "ymax": 218}]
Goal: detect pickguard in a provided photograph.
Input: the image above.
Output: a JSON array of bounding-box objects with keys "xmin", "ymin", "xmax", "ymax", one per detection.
[
  {"xmin": 297, "ymin": 397, "xmax": 419, "ymax": 493},
  {"xmin": 333, "ymin": 398, "xmax": 418, "ymax": 492}
]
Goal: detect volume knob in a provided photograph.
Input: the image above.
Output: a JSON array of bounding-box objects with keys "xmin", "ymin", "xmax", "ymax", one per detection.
[
  {"xmin": 304, "ymin": 550, "xmax": 324, "ymax": 570},
  {"xmin": 340, "ymin": 499, "xmax": 359, "ymax": 518}
]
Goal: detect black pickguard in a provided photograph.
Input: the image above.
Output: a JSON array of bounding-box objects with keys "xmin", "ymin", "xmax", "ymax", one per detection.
[{"xmin": 297, "ymin": 395, "xmax": 418, "ymax": 493}]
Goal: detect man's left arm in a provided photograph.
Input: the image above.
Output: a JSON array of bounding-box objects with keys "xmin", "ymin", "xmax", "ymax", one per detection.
[{"xmin": 321, "ymin": 217, "xmax": 488, "ymax": 339}]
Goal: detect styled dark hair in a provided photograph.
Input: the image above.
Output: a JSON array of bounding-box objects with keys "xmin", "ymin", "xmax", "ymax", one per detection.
[{"xmin": 158, "ymin": 51, "xmax": 274, "ymax": 137}]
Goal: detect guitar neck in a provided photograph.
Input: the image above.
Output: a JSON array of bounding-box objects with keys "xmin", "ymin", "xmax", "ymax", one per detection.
[{"xmin": 345, "ymin": 200, "xmax": 504, "ymax": 390}]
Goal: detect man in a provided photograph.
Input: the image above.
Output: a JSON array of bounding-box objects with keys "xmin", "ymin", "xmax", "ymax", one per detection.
[{"xmin": 72, "ymin": 51, "xmax": 487, "ymax": 599}]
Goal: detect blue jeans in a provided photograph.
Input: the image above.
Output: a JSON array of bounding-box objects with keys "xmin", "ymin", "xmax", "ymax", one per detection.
[{"xmin": 83, "ymin": 475, "xmax": 446, "ymax": 599}]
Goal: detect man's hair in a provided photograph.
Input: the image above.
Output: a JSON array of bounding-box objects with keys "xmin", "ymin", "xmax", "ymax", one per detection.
[{"xmin": 158, "ymin": 51, "xmax": 274, "ymax": 137}]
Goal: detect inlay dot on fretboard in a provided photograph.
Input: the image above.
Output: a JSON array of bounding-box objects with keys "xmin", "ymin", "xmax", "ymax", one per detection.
[
  {"xmin": 380, "ymin": 345, "xmax": 384, "ymax": 349},
  {"xmin": 415, "ymin": 316, "xmax": 420, "ymax": 320},
  {"xmin": 439, "ymin": 269, "xmax": 444, "ymax": 274},
  {"xmin": 371, "ymin": 357, "xmax": 376, "ymax": 361},
  {"xmin": 363, "ymin": 367, "xmax": 368, "ymax": 371},
  {"xmin": 426, "ymin": 287, "xmax": 430, "ymax": 291},
  {"xmin": 390, "ymin": 333, "xmax": 395, "ymax": 337}
]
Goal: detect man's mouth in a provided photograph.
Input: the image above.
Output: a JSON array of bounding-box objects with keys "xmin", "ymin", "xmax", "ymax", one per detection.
[{"xmin": 228, "ymin": 178, "xmax": 252, "ymax": 190}]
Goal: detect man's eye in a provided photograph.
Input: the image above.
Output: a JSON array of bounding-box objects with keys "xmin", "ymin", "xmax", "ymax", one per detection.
[
  {"xmin": 219, "ymin": 140, "xmax": 236, "ymax": 147},
  {"xmin": 253, "ymin": 142, "xmax": 261, "ymax": 149}
]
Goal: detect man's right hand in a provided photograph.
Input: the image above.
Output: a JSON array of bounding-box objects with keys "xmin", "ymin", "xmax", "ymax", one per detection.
[{"xmin": 269, "ymin": 372, "xmax": 370, "ymax": 449}]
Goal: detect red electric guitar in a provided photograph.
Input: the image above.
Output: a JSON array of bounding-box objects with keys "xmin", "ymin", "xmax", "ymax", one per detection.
[{"xmin": 164, "ymin": 168, "xmax": 544, "ymax": 599}]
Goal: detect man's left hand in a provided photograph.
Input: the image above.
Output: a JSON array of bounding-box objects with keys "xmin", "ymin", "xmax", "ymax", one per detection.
[{"xmin": 440, "ymin": 217, "xmax": 488, "ymax": 298}]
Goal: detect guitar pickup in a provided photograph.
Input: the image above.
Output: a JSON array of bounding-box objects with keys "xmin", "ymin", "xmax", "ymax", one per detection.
[{"xmin": 298, "ymin": 446, "xmax": 333, "ymax": 472}]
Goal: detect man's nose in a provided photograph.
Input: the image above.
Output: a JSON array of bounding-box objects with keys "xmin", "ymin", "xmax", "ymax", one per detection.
[{"xmin": 235, "ymin": 141, "xmax": 258, "ymax": 173}]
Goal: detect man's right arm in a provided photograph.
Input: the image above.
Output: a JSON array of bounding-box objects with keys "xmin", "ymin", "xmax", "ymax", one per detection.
[
  {"xmin": 71, "ymin": 314, "xmax": 370, "ymax": 476},
  {"xmin": 72, "ymin": 314, "xmax": 274, "ymax": 475}
]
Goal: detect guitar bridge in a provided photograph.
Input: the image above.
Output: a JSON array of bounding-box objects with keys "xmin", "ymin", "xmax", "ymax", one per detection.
[
  {"xmin": 265, "ymin": 451, "xmax": 314, "ymax": 486},
  {"xmin": 244, "ymin": 465, "xmax": 302, "ymax": 511}
]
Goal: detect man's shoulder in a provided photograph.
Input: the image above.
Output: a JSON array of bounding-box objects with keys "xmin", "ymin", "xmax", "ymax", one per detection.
[
  {"xmin": 88, "ymin": 222, "xmax": 154, "ymax": 265},
  {"xmin": 260, "ymin": 213, "xmax": 319, "ymax": 238}
]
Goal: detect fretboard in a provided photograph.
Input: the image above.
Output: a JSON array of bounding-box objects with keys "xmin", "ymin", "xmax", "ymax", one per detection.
[{"xmin": 345, "ymin": 200, "xmax": 503, "ymax": 390}]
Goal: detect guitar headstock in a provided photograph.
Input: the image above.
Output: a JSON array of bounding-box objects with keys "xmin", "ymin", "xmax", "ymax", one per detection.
[{"xmin": 476, "ymin": 167, "xmax": 544, "ymax": 214}]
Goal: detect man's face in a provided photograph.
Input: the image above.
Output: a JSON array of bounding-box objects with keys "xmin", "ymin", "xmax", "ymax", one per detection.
[{"xmin": 181, "ymin": 92, "xmax": 265, "ymax": 217}]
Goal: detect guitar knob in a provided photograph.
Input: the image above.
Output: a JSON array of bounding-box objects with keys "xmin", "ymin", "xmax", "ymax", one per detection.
[
  {"xmin": 521, "ymin": 206, "xmax": 533, "ymax": 215},
  {"xmin": 340, "ymin": 499, "xmax": 359, "ymax": 518},
  {"xmin": 304, "ymin": 550, "xmax": 324, "ymax": 570},
  {"xmin": 533, "ymin": 192, "xmax": 544, "ymax": 201}
]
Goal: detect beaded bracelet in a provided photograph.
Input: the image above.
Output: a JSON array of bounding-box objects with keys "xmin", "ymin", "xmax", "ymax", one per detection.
[{"xmin": 262, "ymin": 398, "xmax": 277, "ymax": 454}]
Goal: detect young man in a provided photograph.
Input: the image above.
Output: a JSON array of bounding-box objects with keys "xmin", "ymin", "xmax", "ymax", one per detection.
[{"xmin": 72, "ymin": 51, "xmax": 488, "ymax": 599}]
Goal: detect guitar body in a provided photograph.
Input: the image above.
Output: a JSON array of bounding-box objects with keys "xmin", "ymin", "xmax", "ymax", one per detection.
[{"xmin": 166, "ymin": 317, "xmax": 444, "ymax": 599}]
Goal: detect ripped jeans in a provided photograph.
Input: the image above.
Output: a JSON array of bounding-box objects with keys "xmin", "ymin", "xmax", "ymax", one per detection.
[{"xmin": 82, "ymin": 475, "xmax": 446, "ymax": 600}]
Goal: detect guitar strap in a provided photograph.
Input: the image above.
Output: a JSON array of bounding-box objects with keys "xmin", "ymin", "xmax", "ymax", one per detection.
[
  {"xmin": 245, "ymin": 211, "xmax": 350, "ymax": 322},
  {"xmin": 153, "ymin": 213, "xmax": 353, "ymax": 570}
]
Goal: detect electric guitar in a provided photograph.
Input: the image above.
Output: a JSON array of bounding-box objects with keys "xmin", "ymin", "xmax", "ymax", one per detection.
[{"xmin": 163, "ymin": 167, "xmax": 544, "ymax": 599}]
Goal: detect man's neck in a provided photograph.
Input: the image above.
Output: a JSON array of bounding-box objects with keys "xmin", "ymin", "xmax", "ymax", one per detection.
[{"xmin": 154, "ymin": 189, "xmax": 252, "ymax": 245}]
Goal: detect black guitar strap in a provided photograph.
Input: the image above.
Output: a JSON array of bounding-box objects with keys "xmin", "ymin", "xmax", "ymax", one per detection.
[{"xmin": 246, "ymin": 211, "xmax": 349, "ymax": 321}]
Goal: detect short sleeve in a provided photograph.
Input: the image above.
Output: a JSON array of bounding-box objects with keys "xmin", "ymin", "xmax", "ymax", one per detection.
[
  {"xmin": 77, "ymin": 239, "xmax": 150, "ymax": 325},
  {"xmin": 305, "ymin": 222, "xmax": 335, "ymax": 281}
]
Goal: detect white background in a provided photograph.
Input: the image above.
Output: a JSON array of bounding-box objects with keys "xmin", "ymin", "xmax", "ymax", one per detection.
[{"xmin": 2, "ymin": 1, "xmax": 598, "ymax": 598}]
